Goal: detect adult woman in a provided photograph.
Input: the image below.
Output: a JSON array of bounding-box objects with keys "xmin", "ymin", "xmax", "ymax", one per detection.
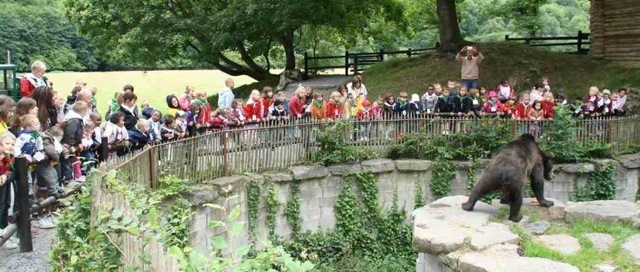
[
  {"xmin": 0, "ymin": 96, "xmax": 16, "ymax": 133},
  {"xmin": 32, "ymin": 85, "xmax": 58, "ymax": 130}
]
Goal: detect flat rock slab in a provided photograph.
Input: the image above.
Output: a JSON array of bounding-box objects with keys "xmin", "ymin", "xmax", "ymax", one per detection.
[
  {"xmin": 395, "ymin": 160, "xmax": 432, "ymax": 171},
  {"xmin": 492, "ymin": 198, "xmax": 565, "ymax": 221},
  {"xmin": 615, "ymin": 154, "xmax": 640, "ymax": 169},
  {"xmin": 535, "ymin": 234, "xmax": 581, "ymax": 256},
  {"xmin": 361, "ymin": 159, "xmax": 395, "ymax": 173},
  {"xmin": 622, "ymin": 234, "xmax": 640, "ymax": 265},
  {"xmin": 288, "ymin": 165, "xmax": 329, "ymax": 180},
  {"xmin": 565, "ymin": 200, "xmax": 640, "ymax": 224},
  {"xmin": 523, "ymin": 221, "xmax": 550, "ymax": 235},
  {"xmin": 584, "ymin": 233, "xmax": 614, "ymax": 251},
  {"xmin": 593, "ymin": 264, "xmax": 620, "ymax": 272},
  {"xmin": 413, "ymin": 196, "xmax": 514, "ymax": 255},
  {"xmin": 457, "ymin": 252, "xmax": 580, "ymax": 272}
]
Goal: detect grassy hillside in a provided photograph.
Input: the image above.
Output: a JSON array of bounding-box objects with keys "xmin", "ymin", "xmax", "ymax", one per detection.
[{"xmin": 363, "ymin": 43, "xmax": 640, "ymax": 103}]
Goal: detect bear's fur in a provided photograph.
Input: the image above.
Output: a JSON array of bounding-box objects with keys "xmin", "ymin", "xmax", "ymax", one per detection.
[{"xmin": 461, "ymin": 133, "xmax": 554, "ymax": 222}]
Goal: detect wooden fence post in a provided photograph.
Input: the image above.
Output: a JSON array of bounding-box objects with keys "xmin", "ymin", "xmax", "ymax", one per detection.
[
  {"xmin": 15, "ymin": 157, "xmax": 32, "ymax": 252},
  {"xmin": 353, "ymin": 55, "xmax": 358, "ymax": 75},
  {"xmin": 344, "ymin": 51, "xmax": 349, "ymax": 76},
  {"xmin": 149, "ymin": 148, "xmax": 157, "ymax": 189},
  {"xmin": 99, "ymin": 136, "xmax": 108, "ymax": 162},
  {"xmin": 303, "ymin": 52, "xmax": 309, "ymax": 80},
  {"xmin": 379, "ymin": 49, "xmax": 384, "ymax": 62},
  {"xmin": 223, "ymin": 130, "xmax": 229, "ymax": 176},
  {"xmin": 577, "ymin": 31, "xmax": 583, "ymax": 54},
  {"xmin": 407, "ymin": 48, "xmax": 412, "ymax": 57}
]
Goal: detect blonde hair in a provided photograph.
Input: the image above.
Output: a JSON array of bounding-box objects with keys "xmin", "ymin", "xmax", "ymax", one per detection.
[
  {"xmin": 85, "ymin": 120, "xmax": 95, "ymax": 131},
  {"xmin": 294, "ymin": 86, "xmax": 306, "ymax": 96},
  {"xmin": 20, "ymin": 114, "xmax": 39, "ymax": 128},
  {"xmin": 31, "ymin": 61, "xmax": 46, "ymax": 72},
  {"xmin": 590, "ymin": 86, "xmax": 599, "ymax": 93},
  {"xmin": 72, "ymin": 101, "xmax": 89, "ymax": 114},
  {"xmin": 137, "ymin": 118, "xmax": 149, "ymax": 128},
  {"xmin": 543, "ymin": 92, "xmax": 554, "ymax": 100},
  {"xmin": 0, "ymin": 131, "xmax": 16, "ymax": 142},
  {"xmin": 330, "ymin": 91, "xmax": 342, "ymax": 101}
]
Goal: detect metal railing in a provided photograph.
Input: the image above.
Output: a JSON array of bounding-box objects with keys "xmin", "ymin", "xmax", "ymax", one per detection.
[{"xmin": 107, "ymin": 114, "xmax": 640, "ymax": 190}]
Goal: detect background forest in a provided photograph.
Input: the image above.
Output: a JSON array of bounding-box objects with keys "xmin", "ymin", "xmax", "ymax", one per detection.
[{"xmin": 0, "ymin": 0, "xmax": 589, "ymax": 72}]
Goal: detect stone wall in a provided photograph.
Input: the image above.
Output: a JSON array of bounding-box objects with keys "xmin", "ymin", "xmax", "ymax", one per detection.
[{"xmin": 184, "ymin": 155, "xmax": 640, "ymax": 256}]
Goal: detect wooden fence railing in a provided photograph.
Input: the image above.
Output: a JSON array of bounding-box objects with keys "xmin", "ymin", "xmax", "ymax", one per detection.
[
  {"xmin": 505, "ymin": 31, "xmax": 590, "ymax": 54},
  {"xmin": 110, "ymin": 115, "xmax": 640, "ymax": 190},
  {"xmin": 302, "ymin": 46, "xmax": 437, "ymax": 79}
]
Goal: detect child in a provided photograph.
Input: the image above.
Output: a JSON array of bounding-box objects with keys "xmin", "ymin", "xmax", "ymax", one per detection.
[
  {"xmin": 193, "ymin": 91, "xmax": 212, "ymax": 134},
  {"xmin": 457, "ymin": 87, "xmax": 473, "ymax": 117},
  {"xmin": 542, "ymin": 76, "xmax": 551, "ymax": 92},
  {"xmin": 310, "ymin": 93, "xmax": 326, "ymax": 120},
  {"xmin": 80, "ymin": 121, "xmax": 97, "ymax": 171},
  {"xmin": 382, "ymin": 94, "xmax": 396, "ymax": 118},
  {"xmin": 39, "ymin": 125, "xmax": 63, "ymax": 198},
  {"xmin": 270, "ymin": 100, "xmax": 289, "ymax": 122},
  {"xmin": 325, "ymin": 91, "xmax": 343, "ymax": 121},
  {"xmin": 175, "ymin": 112, "xmax": 187, "ymax": 138},
  {"xmin": 357, "ymin": 100, "xmax": 374, "ymax": 142},
  {"xmin": 372, "ymin": 95, "xmax": 383, "ymax": 119},
  {"xmin": 262, "ymin": 86, "xmax": 275, "ymax": 118},
  {"xmin": 275, "ymin": 90, "xmax": 289, "ymax": 113},
  {"xmin": 528, "ymin": 100, "xmax": 545, "ymax": 137},
  {"xmin": 556, "ymin": 92, "xmax": 567, "ymax": 107},
  {"xmin": 149, "ymin": 111, "xmax": 163, "ymax": 144},
  {"xmin": 128, "ymin": 119, "xmax": 151, "ymax": 152},
  {"xmin": 179, "ymin": 85, "xmax": 194, "ymax": 111},
  {"xmin": 61, "ymin": 101, "xmax": 89, "ymax": 183},
  {"xmin": 514, "ymin": 94, "xmax": 530, "ymax": 120},
  {"xmin": 395, "ymin": 92, "xmax": 409, "ymax": 117},
  {"xmin": 541, "ymin": 92, "xmax": 556, "ymax": 119},
  {"xmin": 479, "ymin": 87, "xmax": 488, "ymax": 103},
  {"xmin": 496, "ymin": 79, "xmax": 514, "ymax": 104},
  {"xmin": 140, "ymin": 100, "xmax": 157, "ymax": 120},
  {"xmin": 612, "ymin": 92, "xmax": 625, "ymax": 116},
  {"xmin": 244, "ymin": 90, "xmax": 265, "ymax": 125},
  {"xmin": 210, "ymin": 108, "xmax": 230, "ymax": 131},
  {"xmin": 64, "ymin": 86, "xmax": 81, "ymax": 115},
  {"xmin": 469, "ymin": 88, "xmax": 483, "ymax": 117},
  {"xmin": 103, "ymin": 111, "xmax": 130, "ymax": 157},
  {"xmin": 436, "ymin": 89, "xmax": 452, "ymax": 114},
  {"xmin": 422, "ymin": 85, "xmax": 438, "ymax": 114},
  {"xmin": 598, "ymin": 89, "xmax": 613, "ymax": 117},
  {"xmin": 105, "ymin": 90, "xmax": 124, "ymax": 120},
  {"xmin": 0, "ymin": 132, "xmax": 17, "ymax": 248},
  {"xmin": 14, "ymin": 114, "xmax": 45, "ymax": 202},
  {"xmin": 229, "ymin": 100, "xmax": 246, "ymax": 128},
  {"xmin": 434, "ymin": 83, "xmax": 443, "ymax": 96},
  {"xmin": 10, "ymin": 97, "xmax": 38, "ymax": 136},
  {"xmin": 582, "ymin": 86, "xmax": 600, "ymax": 118},
  {"xmin": 483, "ymin": 91, "xmax": 503, "ymax": 115},
  {"xmin": 407, "ymin": 94, "xmax": 423, "ymax": 115},
  {"xmin": 502, "ymin": 97, "xmax": 517, "ymax": 119},
  {"xmin": 161, "ymin": 116, "xmax": 180, "ymax": 142}
]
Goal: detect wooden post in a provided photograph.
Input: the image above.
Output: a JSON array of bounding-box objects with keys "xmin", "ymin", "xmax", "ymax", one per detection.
[
  {"xmin": 407, "ymin": 48, "xmax": 412, "ymax": 57},
  {"xmin": 223, "ymin": 129, "xmax": 229, "ymax": 176},
  {"xmin": 577, "ymin": 31, "xmax": 583, "ymax": 54},
  {"xmin": 15, "ymin": 157, "xmax": 32, "ymax": 252},
  {"xmin": 149, "ymin": 148, "xmax": 157, "ymax": 189},
  {"xmin": 303, "ymin": 52, "xmax": 309, "ymax": 80},
  {"xmin": 505, "ymin": 35, "xmax": 510, "ymax": 41},
  {"xmin": 99, "ymin": 136, "xmax": 108, "ymax": 162},
  {"xmin": 379, "ymin": 49, "xmax": 384, "ymax": 62},
  {"xmin": 344, "ymin": 51, "xmax": 349, "ymax": 76}
]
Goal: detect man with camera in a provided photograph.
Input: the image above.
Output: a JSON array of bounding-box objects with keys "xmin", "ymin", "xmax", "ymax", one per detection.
[{"xmin": 455, "ymin": 45, "xmax": 484, "ymax": 90}]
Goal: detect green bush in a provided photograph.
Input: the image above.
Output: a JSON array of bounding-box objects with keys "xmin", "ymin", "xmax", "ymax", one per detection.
[{"xmin": 312, "ymin": 121, "xmax": 378, "ymax": 166}]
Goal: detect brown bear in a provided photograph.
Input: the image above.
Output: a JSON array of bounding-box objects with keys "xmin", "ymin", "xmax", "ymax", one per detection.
[{"xmin": 461, "ymin": 133, "xmax": 554, "ymax": 222}]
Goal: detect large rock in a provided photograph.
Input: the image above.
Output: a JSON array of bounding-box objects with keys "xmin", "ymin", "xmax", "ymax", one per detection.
[
  {"xmin": 622, "ymin": 234, "xmax": 640, "ymax": 265},
  {"xmin": 262, "ymin": 172, "xmax": 293, "ymax": 183},
  {"xmin": 395, "ymin": 160, "xmax": 432, "ymax": 172},
  {"xmin": 361, "ymin": 159, "xmax": 395, "ymax": 173},
  {"xmin": 557, "ymin": 163, "xmax": 595, "ymax": 173},
  {"xmin": 584, "ymin": 233, "xmax": 614, "ymax": 251},
  {"xmin": 288, "ymin": 165, "xmax": 329, "ymax": 180},
  {"xmin": 326, "ymin": 163, "xmax": 362, "ymax": 176},
  {"xmin": 565, "ymin": 200, "xmax": 640, "ymax": 224},
  {"xmin": 492, "ymin": 198, "xmax": 566, "ymax": 221},
  {"xmin": 523, "ymin": 221, "xmax": 550, "ymax": 235},
  {"xmin": 593, "ymin": 264, "xmax": 619, "ymax": 272},
  {"xmin": 616, "ymin": 154, "xmax": 640, "ymax": 169},
  {"xmin": 535, "ymin": 234, "xmax": 581, "ymax": 256},
  {"xmin": 413, "ymin": 196, "xmax": 511, "ymax": 255},
  {"xmin": 456, "ymin": 252, "xmax": 580, "ymax": 272}
]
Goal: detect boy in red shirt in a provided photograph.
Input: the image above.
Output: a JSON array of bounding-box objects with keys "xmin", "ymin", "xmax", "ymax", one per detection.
[{"xmin": 357, "ymin": 100, "xmax": 374, "ymax": 142}]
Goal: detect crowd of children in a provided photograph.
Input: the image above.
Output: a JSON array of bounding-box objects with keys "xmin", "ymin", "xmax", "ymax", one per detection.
[{"xmin": 0, "ymin": 68, "xmax": 633, "ymax": 249}]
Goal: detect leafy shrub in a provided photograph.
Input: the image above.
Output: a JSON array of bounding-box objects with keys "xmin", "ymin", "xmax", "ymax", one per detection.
[{"xmin": 312, "ymin": 121, "xmax": 378, "ymax": 166}]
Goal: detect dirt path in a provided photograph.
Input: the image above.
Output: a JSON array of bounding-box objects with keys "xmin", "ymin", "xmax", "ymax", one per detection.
[{"xmin": 0, "ymin": 228, "xmax": 54, "ymax": 272}]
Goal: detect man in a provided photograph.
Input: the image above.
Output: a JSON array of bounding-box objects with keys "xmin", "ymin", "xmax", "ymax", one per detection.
[
  {"xmin": 20, "ymin": 61, "xmax": 48, "ymax": 98},
  {"xmin": 218, "ymin": 78, "xmax": 235, "ymax": 109},
  {"xmin": 455, "ymin": 45, "xmax": 484, "ymax": 90}
]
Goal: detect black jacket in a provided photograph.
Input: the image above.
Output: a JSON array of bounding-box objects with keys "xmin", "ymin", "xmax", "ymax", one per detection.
[
  {"xmin": 62, "ymin": 112, "xmax": 84, "ymax": 149},
  {"xmin": 117, "ymin": 106, "xmax": 139, "ymax": 131}
]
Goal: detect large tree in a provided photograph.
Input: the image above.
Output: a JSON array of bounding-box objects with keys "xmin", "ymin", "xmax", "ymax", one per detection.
[
  {"xmin": 65, "ymin": 0, "xmax": 404, "ymax": 80},
  {"xmin": 436, "ymin": 0, "xmax": 463, "ymax": 53}
]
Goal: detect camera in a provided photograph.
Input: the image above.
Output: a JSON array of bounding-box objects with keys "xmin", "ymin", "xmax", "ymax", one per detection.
[{"xmin": 467, "ymin": 46, "xmax": 473, "ymax": 51}]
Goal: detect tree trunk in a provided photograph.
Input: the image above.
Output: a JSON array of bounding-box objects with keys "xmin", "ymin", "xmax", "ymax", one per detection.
[
  {"xmin": 281, "ymin": 30, "xmax": 296, "ymax": 70},
  {"xmin": 436, "ymin": 0, "xmax": 463, "ymax": 53}
]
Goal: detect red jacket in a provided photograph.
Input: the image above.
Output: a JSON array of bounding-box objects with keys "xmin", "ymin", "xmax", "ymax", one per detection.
[
  {"xmin": 288, "ymin": 96, "xmax": 304, "ymax": 117},
  {"xmin": 20, "ymin": 77, "xmax": 37, "ymax": 98},
  {"xmin": 325, "ymin": 100, "xmax": 343, "ymax": 119},
  {"xmin": 244, "ymin": 99, "xmax": 264, "ymax": 122},
  {"xmin": 502, "ymin": 103, "xmax": 516, "ymax": 117},
  {"xmin": 0, "ymin": 155, "xmax": 13, "ymax": 175},
  {"xmin": 541, "ymin": 101, "xmax": 555, "ymax": 119},
  {"xmin": 262, "ymin": 97, "xmax": 274, "ymax": 117},
  {"xmin": 483, "ymin": 100, "xmax": 503, "ymax": 114},
  {"xmin": 514, "ymin": 102, "xmax": 528, "ymax": 119},
  {"xmin": 356, "ymin": 107, "xmax": 374, "ymax": 120},
  {"xmin": 195, "ymin": 101, "xmax": 212, "ymax": 125},
  {"xmin": 209, "ymin": 115, "xmax": 228, "ymax": 131}
]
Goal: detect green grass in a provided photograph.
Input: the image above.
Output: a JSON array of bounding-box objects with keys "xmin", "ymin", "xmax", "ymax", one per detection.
[
  {"xmin": 512, "ymin": 220, "xmax": 640, "ymax": 271},
  {"xmin": 364, "ymin": 43, "xmax": 640, "ymax": 103},
  {"xmin": 46, "ymin": 70, "xmax": 258, "ymax": 115}
]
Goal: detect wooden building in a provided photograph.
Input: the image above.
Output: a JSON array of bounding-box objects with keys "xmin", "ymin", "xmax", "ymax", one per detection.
[{"xmin": 590, "ymin": 0, "xmax": 640, "ymax": 65}]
